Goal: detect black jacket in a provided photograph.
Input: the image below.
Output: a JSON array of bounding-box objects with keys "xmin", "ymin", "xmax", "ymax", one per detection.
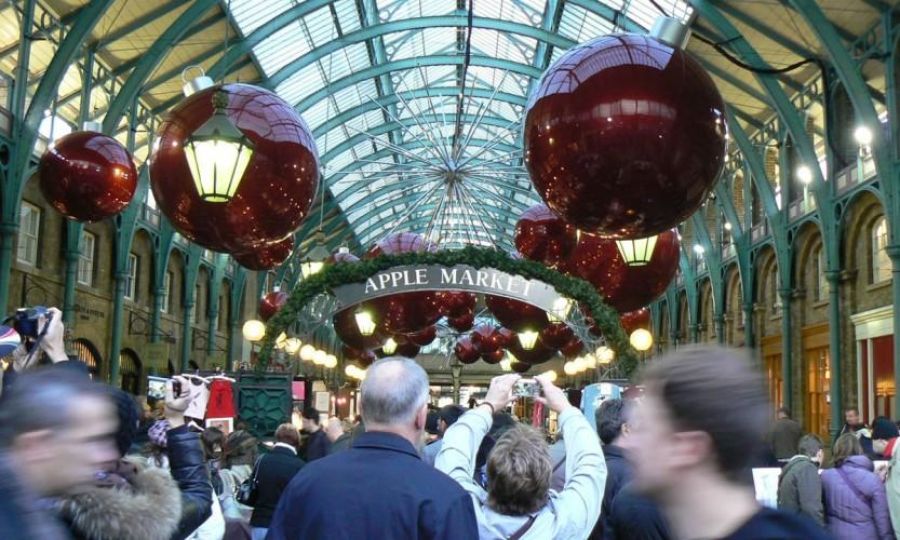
[
  {"xmin": 608, "ymin": 485, "xmax": 671, "ymax": 540},
  {"xmin": 590, "ymin": 444, "xmax": 632, "ymax": 540},
  {"xmin": 267, "ymin": 431, "xmax": 478, "ymax": 539},
  {"xmin": 724, "ymin": 507, "xmax": 831, "ymax": 539},
  {"xmin": 162, "ymin": 425, "xmax": 214, "ymax": 540},
  {"xmin": 304, "ymin": 429, "xmax": 330, "ymax": 462},
  {"xmin": 250, "ymin": 446, "xmax": 305, "ymax": 528}
]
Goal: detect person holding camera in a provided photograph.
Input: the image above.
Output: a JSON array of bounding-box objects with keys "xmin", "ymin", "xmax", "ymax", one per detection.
[{"xmin": 435, "ymin": 374, "xmax": 606, "ymax": 539}]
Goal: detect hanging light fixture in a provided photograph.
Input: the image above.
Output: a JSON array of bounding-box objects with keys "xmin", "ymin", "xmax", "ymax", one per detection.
[
  {"xmin": 615, "ymin": 235, "xmax": 659, "ymax": 266},
  {"xmin": 548, "ymin": 297, "xmax": 574, "ymax": 322},
  {"xmin": 517, "ymin": 330, "xmax": 539, "ymax": 350},
  {"xmin": 355, "ymin": 309, "xmax": 377, "ymax": 336},
  {"xmin": 299, "ymin": 229, "xmax": 330, "ymax": 279},
  {"xmin": 183, "ymin": 89, "xmax": 254, "ymax": 203},
  {"xmin": 382, "ymin": 337, "xmax": 398, "ymax": 355},
  {"xmin": 241, "ymin": 320, "xmax": 265, "ymax": 342}
]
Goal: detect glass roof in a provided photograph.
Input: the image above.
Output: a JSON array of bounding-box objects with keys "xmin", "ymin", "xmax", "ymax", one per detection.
[{"xmin": 227, "ymin": 0, "xmax": 691, "ymax": 251}]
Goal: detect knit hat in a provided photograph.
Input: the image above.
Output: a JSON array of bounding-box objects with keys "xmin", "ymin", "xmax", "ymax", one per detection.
[
  {"xmin": 107, "ymin": 387, "xmax": 140, "ymax": 457},
  {"xmin": 148, "ymin": 419, "xmax": 171, "ymax": 448},
  {"xmin": 872, "ymin": 416, "xmax": 899, "ymax": 441}
]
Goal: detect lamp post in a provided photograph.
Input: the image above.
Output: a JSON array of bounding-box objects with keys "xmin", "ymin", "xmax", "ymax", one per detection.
[
  {"xmin": 630, "ymin": 328, "xmax": 654, "ymax": 361},
  {"xmin": 615, "ymin": 235, "xmax": 659, "ymax": 266}
]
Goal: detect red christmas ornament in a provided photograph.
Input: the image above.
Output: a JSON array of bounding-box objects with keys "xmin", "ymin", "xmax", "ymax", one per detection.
[
  {"xmin": 439, "ymin": 291, "xmax": 477, "ymax": 317},
  {"xmin": 333, "ymin": 305, "xmax": 384, "ymax": 351},
  {"xmin": 511, "ymin": 361, "xmax": 532, "ymax": 374},
  {"xmin": 620, "ymin": 307, "xmax": 651, "ymax": 334},
  {"xmin": 508, "ymin": 339, "xmax": 557, "ymax": 365},
  {"xmin": 406, "ymin": 326, "xmax": 437, "ymax": 347},
  {"xmin": 561, "ymin": 337, "xmax": 584, "ymax": 359},
  {"xmin": 455, "ymin": 336, "xmax": 481, "ymax": 364},
  {"xmin": 366, "ymin": 232, "xmax": 435, "ymax": 258},
  {"xmin": 496, "ymin": 327, "xmax": 516, "ymax": 348},
  {"xmin": 485, "ymin": 295, "xmax": 549, "ymax": 333},
  {"xmin": 515, "ymin": 204, "xmax": 577, "ymax": 267},
  {"xmin": 232, "ymin": 236, "xmax": 294, "ymax": 271},
  {"xmin": 149, "ymin": 83, "xmax": 319, "ymax": 252},
  {"xmin": 448, "ymin": 311, "xmax": 476, "ymax": 332},
  {"xmin": 481, "ymin": 348, "xmax": 505, "ymax": 364},
  {"xmin": 471, "ymin": 324, "xmax": 503, "ymax": 353},
  {"xmin": 375, "ymin": 292, "xmax": 442, "ymax": 335},
  {"xmin": 259, "ymin": 291, "xmax": 288, "ymax": 322},
  {"xmin": 524, "ymin": 34, "xmax": 726, "ymax": 237},
  {"xmin": 540, "ymin": 322, "xmax": 575, "ymax": 349},
  {"xmin": 39, "ymin": 131, "xmax": 138, "ymax": 222}
]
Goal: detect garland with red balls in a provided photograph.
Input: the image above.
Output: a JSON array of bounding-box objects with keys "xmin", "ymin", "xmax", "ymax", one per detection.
[{"xmin": 258, "ymin": 246, "xmax": 638, "ymax": 375}]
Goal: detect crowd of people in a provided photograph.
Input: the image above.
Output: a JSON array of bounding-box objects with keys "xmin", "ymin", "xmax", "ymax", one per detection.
[{"xmin": 0, "ymin": 307, "xmax": 888, "ymax": 539}]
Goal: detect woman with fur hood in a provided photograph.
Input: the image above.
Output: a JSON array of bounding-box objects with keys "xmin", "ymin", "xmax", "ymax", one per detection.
[{"xmin": 58, "ymin": 377, "xmax": 213, "ymax": 540}]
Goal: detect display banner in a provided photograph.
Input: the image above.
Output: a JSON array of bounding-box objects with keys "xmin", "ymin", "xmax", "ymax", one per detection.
[{"xmin": 331, "ymin": 264, "xmax": 567, "ymax": 312}]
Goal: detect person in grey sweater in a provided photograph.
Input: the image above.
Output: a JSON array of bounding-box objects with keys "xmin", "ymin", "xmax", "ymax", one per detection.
[
  {"xmin": 777, "ymin": 434, "xmax": 825, "ymax": 526},
  {"xmin": 436, "ymin": 374, "xmax": 606, "ymax": 539}
]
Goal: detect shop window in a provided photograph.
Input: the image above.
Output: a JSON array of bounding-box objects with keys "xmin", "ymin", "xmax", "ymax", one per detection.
[
  {"xmin": 77, "ymin": 231, "xmax": 96, "ymax": 286},
  {"xmin": 871, "ymin": 216, "xmax": 891, "ymax": 284},
  {"xmin": 17, "ymin": 201, "xmax": 40, "ymax": 265},
  {"xmin": 125, "ymin": 254, "xmax": 138, "ymax": 300},
  {"xmin": 161, "ymin": 271, "xmax": 173, "ymax": 313},
  {"xmin": 814, "ymin": 247, "xmax": 826, "ymax": 301}
]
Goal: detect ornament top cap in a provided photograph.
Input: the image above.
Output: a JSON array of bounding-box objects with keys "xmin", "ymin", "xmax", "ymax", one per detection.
[
  {"xmin": 650, "ymin": 16, "xmax": 691, "ymax": 50},
  {"xmin": 182, "ymin": 75, "xmax": 215, "ymax": 97},
  {"xmin": 82, "ymin": 120, "xmax": 102, "ymax": 133}
]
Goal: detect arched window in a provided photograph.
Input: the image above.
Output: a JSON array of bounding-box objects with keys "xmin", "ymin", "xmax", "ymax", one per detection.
[
  {"xmin": 814, "ymin": 246, "xmax": 827, "ymax": 302},
  {"xmin": 73, "ymin": 338, "xmax": 102, "ymax": 380},
  {"xmin": 120, "ymin": 349, "xmax": 142, "ymax": 395},
  {"xmin": 871, "ymin": 216, "xmax": 890, "ymax": 284}
]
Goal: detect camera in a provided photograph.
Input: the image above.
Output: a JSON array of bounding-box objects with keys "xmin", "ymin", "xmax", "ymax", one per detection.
[
  {"xmin": 513, "ymin": 378, "xmax": 541, "ymax": 399},
  {"xmin": 12, "ymin": 306, "xmax": 49, "ymax": 339}
]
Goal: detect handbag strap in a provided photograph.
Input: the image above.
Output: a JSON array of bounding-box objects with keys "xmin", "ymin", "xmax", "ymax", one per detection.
[
  {"xmin": 507, "ymin": 514, "xmax": 538, "ymax": 540},
  {"xmin": 836, "ymin": 465, "xmax": 870, "ymax": 506}
]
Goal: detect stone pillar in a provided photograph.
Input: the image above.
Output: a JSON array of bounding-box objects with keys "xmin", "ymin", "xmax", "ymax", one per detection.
[
  {"xmin": 825, "ymin": 270, "xmax": 843, "ymax": 440},
  {"xmin": 887, "ymin": 246, "xmax": 900, "ymax": 419},
  {"xmin": 779, "ymin": 288, "xmax": 794, "ymax": 412}
]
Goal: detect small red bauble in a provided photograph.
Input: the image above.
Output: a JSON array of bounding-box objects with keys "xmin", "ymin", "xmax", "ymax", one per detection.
[
  {"xmin": 561, "ymin": 337, "xmax": 584, "ymax": 359},
  {"xmin": 620, "ymin": 307, "xmax": 651, "ymax": 334},
  {"xmin": 39, "ymin": 131, "xmax": 138, "ymax": 222},
  {"xmin": 515, "ymin": 204, "xmax": 577, "ymax": 267},
  {"xmin": 448, "ymin": 311, "xmax": 475, "ymax": 332},
  {"xmin": 485, "ymin": 295, "xmax": 549, "ymax": 333},
  {"xmin": 524, "ymin": 34, "xmax": 726, "ymax": 237},
  {"xmin": 455, "ymin": 336, "xmax": 481, "ymax": 364},
  {"xmin": 481, "ymin": 348, "xmax": 505, "ymax": 364},
  {"xmin": 149, "ymin": 83, "xmax": 319, "ymax": 252},
  {"xmin": 259, "ymin": 291, "xmax": 288, "ymax": 322},
  {"xmin": 232, "ymin": 236, "xmax": 294, "ymax": 271},
  {"xmin": 540, "ymin": 322, "xmax": 575, "ymax": 350},
  {"xmin": 471, "ymin": 324, "xmax": 503, "ymax": 353},
  {"xmin": 406, "ymin": 326, "xmax": 437, "ymax": 347},
  {"xmin": 496, "ymin": 327, "xmax": 516, "ymax": 348},
  {"xmin": 439, "ymin": 291, "xmax": 477, "ymax": 317}
]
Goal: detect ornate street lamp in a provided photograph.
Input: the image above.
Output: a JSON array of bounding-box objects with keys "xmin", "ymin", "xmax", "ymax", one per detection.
[
  {"xmin": 184, "ymin": 90, "xmax": 254, "ymax": 203},
  {"xmin": 517, "ymin": 330, "xmax": 539, "ymax": 350},
  {"xmin": 382, "ymin": 337, "xmax": 398, "ymax": 355},
  {"xmin": 354, "ymin": 309, "xmax": 377, "ymax": 336},
  {"xmin": 616, "ymin": 235, "xmax": 658, "ymax": 266},
  {"xmin": 299, "ymin": 229, "xmax": 330, "ymax": 279}
]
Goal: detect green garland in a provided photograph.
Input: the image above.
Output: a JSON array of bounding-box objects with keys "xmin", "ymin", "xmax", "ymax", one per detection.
[{"xmin": 259, "ymin": 246, "xmax": 638, "ymax": 376}]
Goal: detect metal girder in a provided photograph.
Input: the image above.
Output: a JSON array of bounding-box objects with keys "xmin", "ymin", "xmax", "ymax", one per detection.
[
  {"xmin": 93, "ymin": 0, "xmax": 185, "ymax": 49},
  {"xmin": 532, "ymin": 0, "xmax": 564, "ymax": 78},
  {"xmin": 713, "ymin": 180, "xmax": 743, "ymax": 238},
  {"xmin": 696, "ymin": 54, "xmax": 771, "ymax": 105},
  {"xmin": 295, "ymin": 53, "xmax": 542, "ymax": 112},
  {"xmin": 103, "ymin": 0, "xmax": 218, "ymax": 133},
  {"xmin": 353, "ymin": 207, "xmax": 517, "ymax": 250},
  {"xmin": 265, "ymin": 16, "xmax": 577, "ymax": 90},
  {"xmin": 320, "ymin": 112, "xmax": 520, "ymax": 163},
  {"xmin": 715, "ymin": 2, "xmax": 816, "ymax": 59},
  {"xmin": 726, "ymin": 109, "xmax": 781, "ymax": 222},
  {"xmin": 312, "ymin": 86, "xmax": 525, "ymax": 138}
]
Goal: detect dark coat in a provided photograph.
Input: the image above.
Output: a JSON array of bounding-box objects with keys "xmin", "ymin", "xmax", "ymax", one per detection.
[
  {"xmin": 608, "ymin": 485, "xmax": 671, "ymax": 540},
  {"xmin": 304, "ymin": 429, "xmax": 330, "ymax": 462},
  {"xmin": 267, "ymin": 431, "xmax": 478, "ymax": 540},
  {"xmin": 328, "ymin": 432, "xmax": 352, "ymax": 454},
  {"xmin": 589, "ymin": 444, "xmax": 631, "ymax": 540},
  {"xmin": 821, "ymin": 455, "xmax": 893, "ymax": 540},
  {"xmin": 777, "ymin": 455, "xmax": 825, "ymax": 526},
  {"xmin": 723, "ymin": 507, "xmax": 831, "ymax": 539},
  {"xmin": 249, "ymin": 446, "xmax": 305, "ymax": 528},
  {"xmin": 770, "ymin": 418, "xmax": 804, "ymax": 460}
]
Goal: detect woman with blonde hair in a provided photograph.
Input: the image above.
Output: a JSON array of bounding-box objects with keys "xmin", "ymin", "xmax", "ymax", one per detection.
[{"xmin": 821, "ymin": 432, "xmax": 892, "ymax": 539}]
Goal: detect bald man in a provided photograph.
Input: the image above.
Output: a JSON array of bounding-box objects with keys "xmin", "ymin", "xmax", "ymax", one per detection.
[
  {"xmin": 267, "ymin": 357, "xmax": 478, "ymax": 540},
  {"xmin": 326, "ymin": 417, "xmax": 352, "ymax": 454}
]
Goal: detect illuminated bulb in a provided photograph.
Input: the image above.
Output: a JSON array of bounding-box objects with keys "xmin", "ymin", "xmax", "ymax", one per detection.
[
  {"xmin": 284, "ymin": 338, "xmax": 302, "ymax": 355},
  {"xmin": 313, "ymin": 350, "xmax": 327, "ymax": 365},
  {"xmin": 630, "ymin": 329, "xmax": 654, "ymax": 352},
  {"xmin": 596, "ymin": 346, "xmax": 615, "ymax": 364},
  {"xmin": 563, "ymin": 361, "xmax": 577, "ymax": 376},
  {"xmin": 518, "ymin": 330, "xmax": 539, "ymax": 350},
  {"xmin": 241, "ymin": 320, "xmax": 265, "ymax": 342},
  {"xmin": 796, "ymin": 165, "xmax": 813, "ymax": 185},
  {"xmin": 500, "ymin": 358, "xmax": 512, "ymax": 371},
  {"xmin": 693, "ymin": 244, "xmax": 705, "ymax": 255},
  {"xmin": 542, "ymin": 370, "xmax": 558, "ymax": 383},
  {"xmin": 382, "ymin": 337, "xmax": 398, "ymax": 355},
  {"xmin": 724, "ymin": 222, "xmax": 732, "ymax": 231},
  {"xmin": 549, "ymin": 297, "xmax": 574, "ymax": 321},
  {"xmin": 300, "ymin": 344, "xmax": 316, "ymax": 361},
  {"xmin": 584, "ymin": 353, "xmax": 598, "ymax": 369},
  {"xmin": 275, "ymin": 332, "xmax": 288, "ymax": 348},
  {"xmin": 355, "ymin": 310, "xmax": 376, "ymax": 336},
  {"xmin": 324, "ymin": 354, "xmax": 338, "ymax": 369},
  {"xmin": 854, "ymin": 125, "xmax": 873, "ymax": 147}
]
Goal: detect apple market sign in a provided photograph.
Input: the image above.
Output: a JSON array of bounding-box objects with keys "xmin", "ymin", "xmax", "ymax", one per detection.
[{"xmin": 332, "ymin": 264, "xmax": 569, "ymax": 314}]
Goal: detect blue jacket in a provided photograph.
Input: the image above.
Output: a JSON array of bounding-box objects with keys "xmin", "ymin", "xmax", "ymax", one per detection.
[{"xmin": 267, "ymin": 431, "xmax": 478, "ymax": 539}]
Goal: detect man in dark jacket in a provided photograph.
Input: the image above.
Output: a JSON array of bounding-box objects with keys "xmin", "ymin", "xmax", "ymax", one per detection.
[
  {"xmin": 325, "ymin": 417, "xmax": 352, "ymax": 454},
  {"xmin": 250, "ymin": 423, "xmax": 305, "ymax": 539},
  {"xmin": 769, "ymin": 407, "xmax": 803, "ymax": 462},
  {"xmin": 624, "ymin": 347, "xmax": 829, "ymax": 539},
  {"xmin": 267, "ymin": 357, "xmax": 478, "ymax": 539},
  {"xmin": 777, "ymin": 434, "xmax": 825, "ymax": 526},
  {"xmin": 0, "ymin": 368, "xmax": 119, "ymax": 540},
  {"xmin": 301, "ymin": 407, "xmax": 330, "ymax": 461}
]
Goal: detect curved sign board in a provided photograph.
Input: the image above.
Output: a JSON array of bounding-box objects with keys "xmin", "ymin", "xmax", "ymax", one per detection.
[{"xmin": 331, "ymin": 264, "xmax": 568, "ymax": 314}]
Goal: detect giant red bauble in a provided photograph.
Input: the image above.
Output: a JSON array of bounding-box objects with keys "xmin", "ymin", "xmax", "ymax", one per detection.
[
  {"xmin": 524, "ymin": 34, "xmax": 726, "ymax": 237},
  {"xmin": 508, "ymin": 339, "xmax": 557, "ymax": 365},
  {"xmin": 455, "ymin": 336, "xmax": 481, "ymax": 364},
  {"xmin": 448, "ymin": 311, "xmax": 475, "ymax": 332},
  {"xmin": 259, "ymin": 291, "xmax": 288, "ymax": 322},
  {"xmin": 39, "ymin": 131, "xmax": 138, "ymax": 222},
  {"xmin": 232, "ymin": 236, "xmax": 294, "ymax": 271},
  {"xmin": 485, "ymin": 295, "xmax": 549, "ymax": 333},
  {"xmin": 333, "ymin": 305, "xmax": 384, "ymax": 351},
  {"xmin": 515, "ymin": 204, "xmax": 577, "ymax": 267},
  {"xmin": 375, "ymin": 292, "xmax": 442, "ymax": 334},
  {"xmin": 561, "ymin": 337, "xmax": 584, "ymax": 359},
  {"xmin": 149, "ymin": 83, "xmax": 319, "ymax": 252},
  {"xmin": 620, "ymin": 307, "xmax": 651, "ymax": 334}
]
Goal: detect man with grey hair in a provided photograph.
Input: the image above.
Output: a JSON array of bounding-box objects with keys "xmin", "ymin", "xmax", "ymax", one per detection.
[{"xmin": 267, "ymin": 357, "xmax": 478, "ymax": 539}]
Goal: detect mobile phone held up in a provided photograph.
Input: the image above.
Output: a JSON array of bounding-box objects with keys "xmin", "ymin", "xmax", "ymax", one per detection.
[{"xmin": 513, "ymin": 378, "xmax": 540, "ymax": 399}]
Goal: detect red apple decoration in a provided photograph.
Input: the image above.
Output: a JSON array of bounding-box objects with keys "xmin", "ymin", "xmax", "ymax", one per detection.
[
  {"xmin": 485, "ymin": 295, "xmax": 549, "ymax": 333},
  {"xmin": 496, "ymin": 327, "xmax": 516, "ymax": 348},
  {"xmin": 508, "ymin": 339, "xmax": 557, "ymax": 365},
  {"xmin": 620, "ymin": 307, "xmax": 651, "ymax": 334},
  {"xmin": 406, "ymin": 326, "xmax": 437, "ymax": 347},
  {"xmin": 540, "ymin": 322, "xmax": 575, "ymax": 349},
  {"xmin": 515, "ymin": 204, "xmax": 577, "ymax": 267},
  {"xmin": 439, "ymin": 291, "xmax": 477, "ymax": 317},
  {"xmin": 471, "ymin": 324, "xmax": 503, "ymax": 353},
  {"xmin": 232, "ymin": 236, "xmax": 294, "ymax": 271},
  {"xmin": 39, "ymin": 131, "xmax": 138, "ymax": 222},
  {"xmin": 524, "ymin": 34, "xmax": 726, "ymax": 237},
  {"xmin": 448, "ymin": 311, "xmax": 476, "ymax": 332},
  {"xmin": 481, "ymin": 348, "xmax": 505, "ymax": 364},
  {"xmin": 149, "ymin": 83, "xmax": 319, "ymax": 252},
  {"xmin": 259, "ymin": 291, "xmax": 288, "ymax": 322},
  {"xmin": 455, "ymin": 336, "xmax": 481, "ymax": 364}
]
